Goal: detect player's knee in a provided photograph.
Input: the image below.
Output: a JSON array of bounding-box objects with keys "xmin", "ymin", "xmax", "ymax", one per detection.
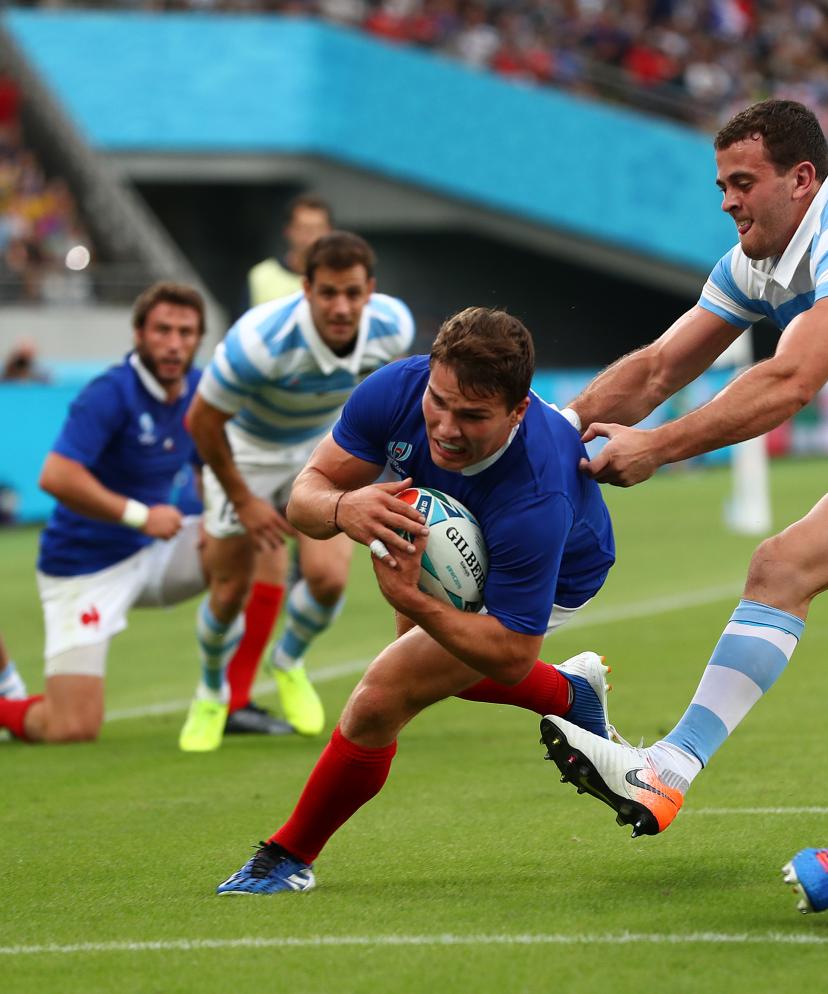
[
  {"xmin": 304, "ymin": 570, "xmax": 346, "ymax": 605},
  {"xmin": 344, "ymin": 680, "xmax": 405, "ymax": 738},
  {"xmin": 44, "ymin": 713, "xmax": 102, "ymax": 744},
  {"xmin": 745, "ymin": 533, "xmax": 810, "ymax": 604},
  {"xmin": 210, "ymin": 576, "xmax": 249, "ymax": 617}
]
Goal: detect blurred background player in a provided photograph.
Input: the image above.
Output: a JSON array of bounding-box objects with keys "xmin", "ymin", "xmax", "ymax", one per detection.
[
  {"xmin": 0, "ymin": 282, "xmax": 210, "ymax": 744},
  {"xmin": 539, "ymin": 100, "xmax": 828, "ymax": 849},
  {"xmin": 244, "ymin": 193, "xmax": 333, "ymax": 308},
  {"xmin": 216, "ymin": 306, "xmax": 617, "ymax": 895},
  {"xmin": 183, "ymin": 230, "xmax": 415, "ymax": 750},
  {"xmin": 222, "ymin": 194, "xmax": 333, "ymax": 736}
]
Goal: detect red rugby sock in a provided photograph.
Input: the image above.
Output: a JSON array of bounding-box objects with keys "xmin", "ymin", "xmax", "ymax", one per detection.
[
  {"xmin": 226, "ymin": 582, "xmax": 285, "ymax": 712},
  {"xmin": 271, "ymin": 726, "xmax": 397, "ymax": 864},
  {"xmin": 0, "ymin": 695, "xmax": 43, "ymax": 741},
  {"xmin": 456, "ymin": 659, "xmax": 570, "ymax": 716}
]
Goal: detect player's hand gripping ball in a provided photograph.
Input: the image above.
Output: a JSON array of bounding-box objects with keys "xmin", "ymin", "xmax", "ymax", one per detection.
[{"xmin": 397, "ymin": 487, "xmax": 487, "ymax": 611}]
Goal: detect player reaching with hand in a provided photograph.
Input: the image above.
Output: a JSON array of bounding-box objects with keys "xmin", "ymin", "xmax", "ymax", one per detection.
[{"xmin": 539, "ymin": 102, "xmax": 828, "ymax": 881}]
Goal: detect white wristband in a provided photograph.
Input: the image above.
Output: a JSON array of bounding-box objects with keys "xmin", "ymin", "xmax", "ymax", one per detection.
[
  {"xmin": 121, "ymin": 498, "xmax": 150, "ymax": 530},
  {"xmin": 559, "ymin": 407, "xmax": 582, "ymax": 433}
]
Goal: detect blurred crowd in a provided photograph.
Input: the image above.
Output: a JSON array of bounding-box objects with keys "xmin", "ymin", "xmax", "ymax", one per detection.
[
  {"xmin": 0, "ymin": 72, "xmax": 94, "ymax": 303},
  {"xmin": 19, "ymin": 0, "xmax": 828, "ymax": 131}
]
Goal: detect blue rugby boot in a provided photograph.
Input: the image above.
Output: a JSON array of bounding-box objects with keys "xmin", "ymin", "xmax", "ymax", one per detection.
[
  {"xmin": 555, "ymin": 651, "xmax": 612, "ymax": 739},
  {"xmin": 217, "ymin": 842, "xmax": 315, "ymax": 895},
  {"xmin": 782, "ymin": 848, "xmax": 828, "ymax": 913}
]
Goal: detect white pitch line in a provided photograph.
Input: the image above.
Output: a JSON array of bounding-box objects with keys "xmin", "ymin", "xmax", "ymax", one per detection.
[
  {"xmin": 105, "ymin": 581, "xmax": 743, "ymax": 724},
  {"xmin": 563, "ymin": 581, "xmax": 744, "ymax": 629},
  {"xmin": 2, "ymin": 931, "xmax": 828, "ymax": 957},
  {"xmin": 105, "ymin": 658, "xmax": 368, "ymax": 722}
]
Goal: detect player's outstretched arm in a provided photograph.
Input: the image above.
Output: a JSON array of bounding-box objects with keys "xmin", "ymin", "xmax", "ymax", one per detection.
[
  {"xmin": 567, "ymin": 306, "xmax": 741, "ymax": 430},
  {"xmin": 287, "ymin": 433, "xmax": 429, "ymax": 559},
  {"xmin": 39, "ymin": 452, "xmax": 183, "ymax": 538},
  {"xmin": 581, "ymin": 299, "xmax": 828, "ymax": 486}
]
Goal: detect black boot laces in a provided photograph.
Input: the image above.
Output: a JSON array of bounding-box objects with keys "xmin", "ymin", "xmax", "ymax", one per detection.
[{"xmin": 248, "ymin": 841, "xmax": 287, "ymax": 878}]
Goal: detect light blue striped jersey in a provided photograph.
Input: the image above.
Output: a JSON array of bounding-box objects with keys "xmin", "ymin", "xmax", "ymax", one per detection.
[
  {"xmin": 198, "ymin": 291, "xmax": 415, "ymax": 446},
  {"xmin": 699, "ymin": 180, "xmax": 828, "ymax": 330}
]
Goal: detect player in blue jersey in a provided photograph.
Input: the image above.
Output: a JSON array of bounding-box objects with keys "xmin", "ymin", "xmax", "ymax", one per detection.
[
  {"xmin": 535, "ymin": 100, "xmax": 828, "ymax": 905},
  {"xmin": 216, "ymin": 305, "xmax": 618, "ymax": 894},
  {"xmin": 0, "ymin": 283, "xmax": 210, "ymax": 744},
  {"xmin": 182, "ymin": 231, "xmax": 415, "ymax": 750}
]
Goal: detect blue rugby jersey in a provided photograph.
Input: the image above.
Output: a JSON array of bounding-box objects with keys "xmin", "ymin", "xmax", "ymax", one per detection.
[
  {"xmin": 197, "ymin": 292, "xmax": 415, "ymax": 448},
  {"xmin": 699, "ymin": 181, "xmax": 828, "ymax": 330},
  {"xmin": 333, "ymin": 356, "xmax": 615, "ymax": 636},
  {"xmin": 37, "ymin": 354, "xmax": 201, "ymax": 577}
]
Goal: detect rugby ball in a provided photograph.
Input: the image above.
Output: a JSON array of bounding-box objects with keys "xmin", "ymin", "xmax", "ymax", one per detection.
[{"xmin": 396, "ymin": 487, "xmax": 487, "ymax": 612}]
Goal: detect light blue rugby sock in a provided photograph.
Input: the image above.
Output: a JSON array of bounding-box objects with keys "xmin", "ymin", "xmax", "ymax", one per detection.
[
  {"xmin": 272, "ymin": 580, "xmax": 344, "ymax": 670},
  {"xmin": 196, "ymin": 598, "xmax": 243, "ymax": 696},
  {"xmin": 658, "ymin": 599, "xmax": 803, "ymax": 778}
]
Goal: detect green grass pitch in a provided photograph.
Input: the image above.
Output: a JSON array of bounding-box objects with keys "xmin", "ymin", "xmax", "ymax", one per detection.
[{"xmin": 2, "ymin": 459, "xmax": 828, "ymax": 993}]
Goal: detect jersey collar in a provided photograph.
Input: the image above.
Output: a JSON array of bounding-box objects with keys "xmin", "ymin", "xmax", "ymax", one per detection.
[
  {"xmin": 460, "ymin": 422, "xmax": 522, "ymax": 477},
  {"xmin": 296, "ymin": 298, "xmax": 370, "ymax": 375},
  {"xmin": 129, "ymin": 351, "xmax": 188, "ymax": 403},
  {"xmin": 768, "ymin": 180, "xmax": 828, "ymax": 289}
]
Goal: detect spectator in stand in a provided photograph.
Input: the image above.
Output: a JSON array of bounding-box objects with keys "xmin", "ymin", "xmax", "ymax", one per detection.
[{"xmin": 0, "ymin": 338, "xmax": 51, "ymax": 383}]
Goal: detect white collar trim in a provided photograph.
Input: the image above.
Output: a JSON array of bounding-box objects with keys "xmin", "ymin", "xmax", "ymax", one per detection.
[
  {"xmin": 767, "ymin": 180, "xmax": 828, "ymax": 289},
  {"xmin": 295, "ymin": 298, "xmax": 370, "ymax": 374},
  {"xmin": 129, "ymin": 351, "xmax": 187, "ymax": 403},
  {"xmin": 460, "ymin": 422, "xmax": 521, "ymax": 477}
]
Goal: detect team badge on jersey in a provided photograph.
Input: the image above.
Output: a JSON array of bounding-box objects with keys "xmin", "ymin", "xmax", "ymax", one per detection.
[
  {"xmin": 388, "ymin": 441, "xmax": 412, "ymax": 462},
  {"xmin": 138, "ymin": 413, "xmax": 157, "ymax": 445}
]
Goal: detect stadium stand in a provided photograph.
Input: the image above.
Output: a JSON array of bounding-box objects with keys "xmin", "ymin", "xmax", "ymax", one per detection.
[
  {"xmin": 0, "ymin": 70, "xmax": 94, "ymax": 304},
  {"xmin": 13, "ymin": 1, "xmax": 828, "ymax": 133}
]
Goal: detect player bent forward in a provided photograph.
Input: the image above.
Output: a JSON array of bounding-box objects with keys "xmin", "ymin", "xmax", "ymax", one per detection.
[
  {"xmin": 0, "ymin": 283, "xmax": 207, "ymax": 743},
  {"xmin": 217, "ymin": 306, "xmax": 619, "ymax": 893}
]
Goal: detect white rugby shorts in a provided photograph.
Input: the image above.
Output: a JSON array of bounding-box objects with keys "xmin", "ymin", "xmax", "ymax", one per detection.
[
  {"xmin": 37, "ymin": 516, "xmax": 205, "ymax": 676},
  {"xmin": 479, "ymin": 598, "xmax": 591, "ymax": 635},
  {"xmin": 202, "ymin": 429, "xmax": 319, "ymax": 539}
]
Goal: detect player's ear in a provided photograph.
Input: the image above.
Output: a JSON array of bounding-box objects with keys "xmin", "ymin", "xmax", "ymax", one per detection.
[
  {"xmin": 303, "ymin": 277, "xmax": 312, "ymax": 299},
  {"xmin": 512, "ymin": 396, "xmax": 530, "ymax": 425}
]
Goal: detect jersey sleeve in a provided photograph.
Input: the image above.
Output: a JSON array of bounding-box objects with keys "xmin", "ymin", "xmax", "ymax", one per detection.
[
  {"xmin": 698, "ymin": 249, "xmax": 765, "ymax": 328},
  {"xmin": 813, "ymin": 226, "xmax": 828, "ymax": 302},
  {"xmin": 50, "ymin": 373, "xmax": 127, "ymax": 467},
  {"xmin": 368, "ymin": 294, "xmax": 416, "ymax": 360},
  {"xmin": 332, "ymin": 362, "xmax": 400, "ymax": 465},
  {"xmin": 197, "ymin": 320, "xmax": 273, "ymax": 415},
  {"xmin": 483, "ymin": 491, "xmax": 573, "ymax": 636}
]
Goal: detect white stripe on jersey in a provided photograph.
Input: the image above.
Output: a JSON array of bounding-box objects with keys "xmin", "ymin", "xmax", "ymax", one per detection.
[
  {"xmin": 699, "ymin": 180, "xmax": 828, "ymax": 330},
  {"xmin": 199, "ymin": 292, "xmax": 414, "ymax": 446}
]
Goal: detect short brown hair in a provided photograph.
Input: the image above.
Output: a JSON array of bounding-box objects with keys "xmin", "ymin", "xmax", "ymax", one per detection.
[
  {"xmin": 285, "ymin": 192, "xmax": 333, "ymax": 226},
  {"xmin": 715, "ymin": 99, "xmax": 828, "ymax": 181},
  {"xmin": 430, "ymin": 307, "xmax": 534, "ymax": 411},
  {"xmin": 132, "ymin": 282, "xmax": 206, "ymax": 336},
  {"xmin": 305, "ymin": 231, "xmax": 376, "ymax": 282}
]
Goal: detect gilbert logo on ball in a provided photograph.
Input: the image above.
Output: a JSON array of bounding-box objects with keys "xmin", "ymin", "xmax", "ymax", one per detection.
[{"xmin": 396, "ymin": 487, "xmax": 488, "ymax": 612}]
